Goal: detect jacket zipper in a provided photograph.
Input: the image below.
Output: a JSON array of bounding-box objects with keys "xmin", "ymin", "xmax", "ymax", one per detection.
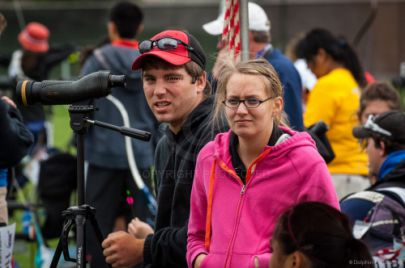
[
  {"xmin": 218, "ymin": 148, "xmax": 271, "ymax": 268},
  {"xmin": 224, "ymin": 183, "xmax": 246, "ymax": 268}
]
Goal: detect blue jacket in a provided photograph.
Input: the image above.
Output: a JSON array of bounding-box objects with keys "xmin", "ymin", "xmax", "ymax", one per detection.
[
  {"xmin": 261, "ymin": 48, "xmax": 304, "ymax": 131},
  {"xmin": 81, "ymin": 44, "xmax": 160, "ymax": 170},
  {"xmin": 341, "ymin": 150, "xmax": 405, "ymax": 221}
]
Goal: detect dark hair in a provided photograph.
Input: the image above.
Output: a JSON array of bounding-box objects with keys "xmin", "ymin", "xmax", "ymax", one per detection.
[
  {"xmin": 273, "ymin": 202, "xmax": 373, "ymax": 268},
  {"xmin": 299, "ymin": 28, "xmax": 366, "ymax": 88},
  {"xmin": 371, "ymin": 134, "xmax": 405, "ymax": 155},
  {"xmin": 141, "ymin": 56, "xmax": 211, "ymax": 96},
  {"xmin": 358, "ymin": 82, "xmax": 402, "ymax": 120},
  {"xmin": 110, "ymin": 1, "xmax": 143, "ymax": 39}
]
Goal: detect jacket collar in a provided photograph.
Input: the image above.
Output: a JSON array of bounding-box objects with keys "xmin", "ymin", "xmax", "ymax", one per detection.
[{"xmin": 378, "ymin": 149, "xmax": 405, "ymax": 181}]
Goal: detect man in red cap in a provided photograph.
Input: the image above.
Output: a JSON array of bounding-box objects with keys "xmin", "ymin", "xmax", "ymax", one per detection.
[{"xmin": 101, "ymin": 29, "xmax": 227, "ymax": 268}]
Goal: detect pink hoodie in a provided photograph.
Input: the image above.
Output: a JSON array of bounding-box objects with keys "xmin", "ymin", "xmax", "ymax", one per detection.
[{"xmin": 187, "ymin": 128, "xmax": 339, "ymax": 268}]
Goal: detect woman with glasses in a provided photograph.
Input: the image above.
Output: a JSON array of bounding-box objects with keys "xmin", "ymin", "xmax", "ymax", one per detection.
[
  {"xmin": 298, "ymin": 28, "xmax": 369, "ymax": 199},
  {"xmin": 186, "ymin": 59, "xmax": 339, "ymax": 268}
]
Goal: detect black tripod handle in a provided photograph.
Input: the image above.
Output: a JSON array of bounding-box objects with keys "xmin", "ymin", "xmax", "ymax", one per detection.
[{"xmin": 86, "ymin": 119, "xmax": 151, "ymax": 141}]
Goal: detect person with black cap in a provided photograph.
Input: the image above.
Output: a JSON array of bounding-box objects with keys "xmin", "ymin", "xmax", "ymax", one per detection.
[
  {"xmin": 101, "ymin": 29, "xmax": 227, "ymax": 268},
  {"xmin": 341, "ymin": 111, "xmax": 405, "ymax": 255}
]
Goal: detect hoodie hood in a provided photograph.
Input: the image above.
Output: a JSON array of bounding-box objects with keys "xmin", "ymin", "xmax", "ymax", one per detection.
[{"xmin": 100, "ymin": 44, "xmax": 141, "ymax": 79}]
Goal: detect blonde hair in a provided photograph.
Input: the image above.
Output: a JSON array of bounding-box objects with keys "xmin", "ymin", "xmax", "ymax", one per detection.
[{"xmin": 212, "ymin": 58, "xmax": 285, "ymax": 125}]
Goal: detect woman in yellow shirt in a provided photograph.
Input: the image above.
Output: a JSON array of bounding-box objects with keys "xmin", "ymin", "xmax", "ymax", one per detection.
[{"xmin": 299, "ymin": 28, "xmax": 368, "ymax": 198}]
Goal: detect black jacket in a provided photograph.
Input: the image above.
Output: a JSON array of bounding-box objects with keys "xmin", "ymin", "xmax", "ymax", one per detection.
[
  {"xmin": 0, "ymin": 100, "xmax": 34, "ymax": 168},
  {"xmin": 143, "ymin": 96, "xmax": 227, "ymax": 267}
]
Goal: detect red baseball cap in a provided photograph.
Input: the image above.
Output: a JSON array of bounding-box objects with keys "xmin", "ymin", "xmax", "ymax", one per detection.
[
  {"xmin": 132, "ymin": 30, "xmax": 206, "ymax": 70},
  {"xmin": 18, "ymin": 22, "xmax": 50, "ymax": 53}
]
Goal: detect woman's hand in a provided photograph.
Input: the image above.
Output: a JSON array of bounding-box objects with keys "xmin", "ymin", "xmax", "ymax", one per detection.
[{"xmin": 193, "ymin": 253, "xmax": 207, "ymax": 268}]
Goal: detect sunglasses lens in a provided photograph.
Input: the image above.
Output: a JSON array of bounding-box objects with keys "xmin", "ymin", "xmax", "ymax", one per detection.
[
  {"xmin": 139, "ymin": 40, "xmax": 152, "ymax": 54},
  {"xmin": 157, "ymin": 38, "xmax": 178, "ymax": 50}
]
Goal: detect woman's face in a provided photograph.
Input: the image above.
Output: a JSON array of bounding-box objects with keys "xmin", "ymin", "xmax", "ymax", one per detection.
[
  {"xmin": 307, "ymin": 49, "xmax": 329, "ymax": 78},
  {"xmin": 224, "ymin": 73, "xmax": 282, "ymax": 140}
]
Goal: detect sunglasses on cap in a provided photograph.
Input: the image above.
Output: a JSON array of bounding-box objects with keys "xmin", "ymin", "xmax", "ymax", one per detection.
[
  {"xmin": 139, "ymin": 37, "xmax": 194, "ymax": 54},
  {"xmin": 139, "ymin": 37, "xmax": 205, "ymax": 66},
  {"xmin": 364, "ymin": 115, "xmax": 392, "ymax": 137},
  {"xmin": 359, "ymin": 115, "xmax": 392, "ymax": 149}
]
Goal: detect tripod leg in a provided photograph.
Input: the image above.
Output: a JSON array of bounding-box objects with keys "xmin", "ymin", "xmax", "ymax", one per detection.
[
  {"xmin": 50, "ymin": 218, "xmax": 74, "ymax": 268},
  {"xmin": 88, "ymin": 209, "xmax": 112, "ymax": 268},
  {"xmin": 75, "ymin": 213, "xmax": 87, "ymax": 267}
]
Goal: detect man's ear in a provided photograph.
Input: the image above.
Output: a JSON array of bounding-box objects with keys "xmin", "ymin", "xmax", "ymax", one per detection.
[
  {"xmin": 107, "ymin": 22, "xmax": 118, "ymax": 41},
  {"xmin": 195, "ymin": 71, "xmax": 207, "ymax": 94},
  {"xmin": 137, "ymin": 23, "xmax": 144, "ymax": 35},
  {"xmin": 379, "ymin": 140, "xmax": 387, "ymax": 156}
]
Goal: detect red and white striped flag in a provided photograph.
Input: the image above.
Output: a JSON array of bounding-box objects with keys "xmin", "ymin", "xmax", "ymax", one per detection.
[{"xmin": 222, "ymin": 0, "xmax": 241, "ymax": 61}]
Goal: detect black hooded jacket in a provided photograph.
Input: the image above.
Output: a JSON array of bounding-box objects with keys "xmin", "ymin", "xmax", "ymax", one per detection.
[
  {"xmin": 143, "ymin": 96, "xmax": 227, "ymax": 267},
  {"xmin": 0, "ymin": 100, "xmax": 33, "ymax": 168}
]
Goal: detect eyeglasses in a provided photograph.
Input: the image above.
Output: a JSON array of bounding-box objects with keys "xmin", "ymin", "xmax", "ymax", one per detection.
[
  {"xmin": 222, "ymin": 96, "xmax": 274, "ymax": 109},
  {"xmin": 139, "ymin": 37, "xmax": 194, "ymax": 54},
  {"xmin": 364, "ymin": 115, "xmax": 392, "ymax": 137}
]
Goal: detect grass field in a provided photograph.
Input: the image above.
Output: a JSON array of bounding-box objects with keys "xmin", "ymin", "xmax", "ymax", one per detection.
[{"xmin": 51, "ymin": 105, "xmax": 74, "ymax": 150}]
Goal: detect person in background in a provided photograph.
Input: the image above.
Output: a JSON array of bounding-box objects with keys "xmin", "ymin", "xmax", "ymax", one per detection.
[
  {"xmin": 202, "ymin": 2, "xmax": 304, "ymax": 131},
  {"xmin": 358, "ymin": 81, "xmax": 401, "ymax": 125},
  {"xmin": 341, "ymin": 111, "xmax": 405, "ymax": 255},
  {"xmin": 8, "ymin": 22, "xmax": 74, "ymax": 150},
  {"xmin": 269, "ymin": 202, "xmax": 373, "ymax": 268},
  {"xmin": 79, "ymin": 2, "xmax": 159, "ymax": 267},
  {"xmin": 0, "ymin": 12, "xmax": 34, "ymax": 226},
  {"xmin": 357, "ymin": 82, "xmax": 402, "ymax": 185},
  {"xmin": 299, "ymin": 28, "xmax": 369, "ymax": 199},
  {"xmin": 285, "ymin": 33, "xmax": 317, "ymax": 111},
  {"xmin": 101, "ymin": 29, "xmax": 227, "ymax": 268},
  {"xmin": 187, "ymin": 59, "xmax": 338, "ymax": 268}
]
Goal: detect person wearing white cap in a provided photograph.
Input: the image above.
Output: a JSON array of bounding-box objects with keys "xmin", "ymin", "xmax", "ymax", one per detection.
[{"xmin": 203, "ymin": 1, "xmax": 304, "ymax": 131}]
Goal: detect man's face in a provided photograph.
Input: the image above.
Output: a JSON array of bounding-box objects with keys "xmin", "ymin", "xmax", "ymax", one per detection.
[
  {"xmin": 361, "ymin": 100, "xmax": 393, "ymax": 125},
  {"xmin": 142, "ymin": 66, "xmax": 205, "ymax": 133},
  {"xmin": 365, "ymin": 137, "xmax": 384, "ymax": 176}
]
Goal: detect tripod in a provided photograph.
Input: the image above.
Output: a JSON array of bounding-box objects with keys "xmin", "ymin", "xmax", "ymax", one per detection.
[{"xmin": 50, "ymin": 104, "xmax": 151, "ymax": 268}]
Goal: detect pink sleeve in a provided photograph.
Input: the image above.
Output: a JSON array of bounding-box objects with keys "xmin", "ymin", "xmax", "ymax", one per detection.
[
  {"xmin": 297, "ymin": 160, "xmax": 340, "ymax": 210},
  {"xmin": 187, "ymin": 151, "xmax": 211, "ymax": 268}
]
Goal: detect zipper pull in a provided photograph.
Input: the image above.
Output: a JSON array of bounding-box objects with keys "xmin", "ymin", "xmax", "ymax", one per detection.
[{"xmin": 240, "ymin": 185, "xmax": 246, "ymax": 195}]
